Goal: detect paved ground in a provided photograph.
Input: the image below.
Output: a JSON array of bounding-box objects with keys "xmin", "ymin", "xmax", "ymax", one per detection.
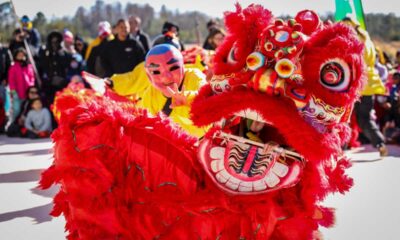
[{"xmin": 0, "ymin": 135, "xmax": 399, "ymax": 239}]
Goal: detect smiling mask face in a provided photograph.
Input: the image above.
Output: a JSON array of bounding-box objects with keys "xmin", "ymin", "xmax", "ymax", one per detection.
[{"xmin": 145, "ymin": 44, "xmax": 184, "ymax": 97}]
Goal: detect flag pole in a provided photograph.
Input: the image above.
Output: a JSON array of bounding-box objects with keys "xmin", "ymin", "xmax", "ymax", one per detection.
[
  {"xmin": 194, "ymin": 14, "xmax": 202, "ymax": 46},
  {"xmin": 8, "ymin": 0, "xmax": 42, "ymax": 89},
  {"xmin": 357, "ymin": 0, "xmax": 367, "ymax": 30}
]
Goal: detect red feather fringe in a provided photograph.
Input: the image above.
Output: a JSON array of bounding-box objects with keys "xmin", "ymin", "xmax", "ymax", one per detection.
[{"xmin": 40, "ymin": 85, "xmax": 353, "ymax": 239}]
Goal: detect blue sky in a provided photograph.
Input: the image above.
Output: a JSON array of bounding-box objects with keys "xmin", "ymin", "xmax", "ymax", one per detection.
[{"xmin": 11, "ymin": 0, "xmax": 400, "ymax": 19}]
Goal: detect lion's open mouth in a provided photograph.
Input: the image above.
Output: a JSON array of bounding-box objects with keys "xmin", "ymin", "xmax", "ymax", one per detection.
[{"xmin": 198, "ymin": 109, "xmax": 306, "ymax": 195}]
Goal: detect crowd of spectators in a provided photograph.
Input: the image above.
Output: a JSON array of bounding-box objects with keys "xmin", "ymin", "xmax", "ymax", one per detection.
[
  {"xmin": 0, "ymin": 15, "xmax": 225, "ymax": 139},
  {"xmin": 1, "ymin": 14, "xmax": 399, "ymax": 151}
]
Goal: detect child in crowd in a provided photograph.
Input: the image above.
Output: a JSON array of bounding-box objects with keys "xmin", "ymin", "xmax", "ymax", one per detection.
[
  {"xmin": 205, "ymin": 28, "xmax": 225, "ymax": 51},
  {"xmin": 24, "ymin": 98, "xmax": 52, "ymax": 139},
  {"xmin": 382, "ymin": 72, "xmax": 400, "ymax": 143},
  {"xmin": 8, "ymin": 48, "xmax": 35, "ymax": 121},
  {"xmin": 66, "ymin": 53, "xmax": 84, "ymax": 83},
  {"xmin": 6, "ymin": 86, "xmax": 41, "ymax": 137}
]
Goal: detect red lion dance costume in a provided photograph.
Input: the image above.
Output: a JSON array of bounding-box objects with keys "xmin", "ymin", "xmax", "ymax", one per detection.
[{"xmin": 40, "ymin": 4, "xmax": 365, "ymax": 240}]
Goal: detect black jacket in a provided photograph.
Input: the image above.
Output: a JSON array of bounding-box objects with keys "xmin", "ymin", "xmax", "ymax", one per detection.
[
  {"xmin": 0, "ymin": 47, "xmax": 11, "ymax": 82},
  {"xmin": 87, "ymin": 39, "xmax": 109, "ymax": 78},
  {"xmin": 38, "ymin": 31, "xmax": 72, "ymax": 90},
  {"xmin": 22, "ymin": 28, "xmax": 41, "ymax": 51},
  {"xmin": 101, "ymin": 35, "xmax": 145, "ymax": 77},
  {"xmin": 132, "ymin": 30, "xmax": 151, "ymax": 53}
]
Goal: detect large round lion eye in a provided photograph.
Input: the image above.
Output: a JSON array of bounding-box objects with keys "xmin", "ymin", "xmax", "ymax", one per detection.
[
  {"xmin": 227, "ymin": 44, "xmax": 238, "ymax": 64},
  {"xmin": 319, "ymin": 59, "xmax": 350, "ymax": 92}
]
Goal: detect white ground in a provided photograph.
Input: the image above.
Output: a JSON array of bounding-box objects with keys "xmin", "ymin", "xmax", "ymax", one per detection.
[{"xmin": 0, "ymin": 135, "xmax": 399, "ymax": 240}]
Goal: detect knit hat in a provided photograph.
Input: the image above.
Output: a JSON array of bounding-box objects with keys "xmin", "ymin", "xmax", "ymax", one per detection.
[
  {"xmin": 21, "ymin": 15, "xmax": 30, "ymax": 23},
  {"xmin": 98, "ymin": 21, "xmax": 112, "ymax": 37},
  {"xmin": 63, "ymin": 30, "xmax": 74, "ymax": 43},
  {"xmin": 162, "ymin": 21, "xmax": 180, "ymax": 34}
]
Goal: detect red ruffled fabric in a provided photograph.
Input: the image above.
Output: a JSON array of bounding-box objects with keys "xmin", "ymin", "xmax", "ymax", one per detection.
[{"xmin": 39, "ymin": 85, "xmax": 353, "ymax": 240}]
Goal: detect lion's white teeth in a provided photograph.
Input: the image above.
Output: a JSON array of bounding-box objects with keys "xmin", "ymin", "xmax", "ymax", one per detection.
[
  {"xmin": 264, "ymin": 172, "xmax": 280, "ymax": 188},
  {"xmin": 253, "ymin": 180, "xmax": 268, "ymax": 191},
  {"xmin": 216, "ymin": 169, "xmax": 230, "ymax": 184},
  {"xmin": 225, "ymin": 177, "xmax": 241, "ymax": 191},
  {"xmin": 210, "ymin": 146, "xmax": 225, "ymax": 159},
  {"xmin": 211, "ymin": 159, "xmax": 224, "ymax": 173},
  {"xmin": 272, "ymin": 162, "xmax": 289, "ymax": 177},
  {"xmin": 238, "ymin": 181, "xmax": 253, "ymax": 192}
]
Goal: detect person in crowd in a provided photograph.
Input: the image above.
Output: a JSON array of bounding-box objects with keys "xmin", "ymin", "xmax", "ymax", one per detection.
[
  {"xmin": 0, "ymin": 43, "xmax": 11, "ymax": 101},
  {"xmin": 393, "ymin": 50, "xmax": 400, "ymax": 71},
  {"xmin": 111, "ymin": 24, "xmax": 118, "ymax": 36},
  {"xmin": 20, "ymin": 15, "xmax": 41, "ymax": 53},
  {"xmin": 5, "ymin": 86, "xmax": 40, "ymax": 137},
  {"xmin": 381, "ymin": 51, "xmax": 394, "ymax": 71},
  {"xmin": 8, "ymin": 48, "xmax": 35, "ymax": 122},
  {"xmin": 0, "ymin": 96, "xmax": 4, "ymax": 133},
  {"xmin": 375, "ymin": 48, "xmax": 389, "ymax": 83},
  {"xmin": 203, "ymin": 27, "xmax": 225, "ymax": 51},
  {"xmin": 9, "ymin": 16, "xmax": 41, "ymax": 56},
  {"xmin": 153, "ymin": 21, "xmax": 185, "ymax": 51},
  {"xmin": 86, "ymin": 21, "xmax": 114, "ymax": 77},
  {"xmin": 373, "ymin": 48, "xmax": 391, "ymax": 133},
  {"xmin": 74, "ymin": 35, "xmax": 88, "ymax": 61},
  {"xmin": 152, "ymin": 31, "xmax": 182, "ymax": 51},
  {"xmin": 203, "ymin": 19, "xmax": 219, "ymax": 50},
  {"xmin": 19, "ymin": 86, "xmax": 41, "ymax": 125},
  {"xmin": 0, "ymin": 45, "xmax": 9, "ymax": 132},
  {"xmin": 129, "ymin": 15, "xmax": 150, "ymax": 53},
  {"xmin": 62, "ymin": 29, "xmax": 76, "ymax": 55},
  {"xmin": 106, "ymin": 44, "xmax": 207, "ymax": 137},
  {"xmin": 38, "ymin": 31, "xmax": 72, "ymax": 105},
  {"xmin": 343, "ymin": 17, "xmax": 388, "ymax": 156},
  {"xmin": 85, "ymin": 21, "xmax": 114, "ymax": 60},
  {"xmin": 101, "ymin": 19, "xmax": 145, "ymax": 77},
  {"xmin": 0, "ymin": 43, "xmax": 8, "ymax": 132},
  {"xmin": 8, "ymin": 18, "xmax": 41, "ymax": 62},
  {"xmin": 24, "ymin": 97, "xmax": 52, "ymax": 139},
  {"xmin": 66, "ymin": 53, "xmax": 84, "ymax": 82},
  {"xmin": 383, "ymin": 72, "xmax": 400, "ymax": 143},
  {"xmin": 8, "ymin": 29, "xmax": 26, "ymax": 54}
]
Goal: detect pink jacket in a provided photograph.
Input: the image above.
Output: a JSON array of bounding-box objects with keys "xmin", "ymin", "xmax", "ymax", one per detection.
[{"xmin": 8, "ymin": 62, "xmax": 35, "ymax": 99}]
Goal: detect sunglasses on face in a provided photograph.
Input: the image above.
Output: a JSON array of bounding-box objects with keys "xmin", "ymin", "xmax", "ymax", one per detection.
[{"xmin": 29, "ymin": 91, "xmax": 38, "ymax": 94}]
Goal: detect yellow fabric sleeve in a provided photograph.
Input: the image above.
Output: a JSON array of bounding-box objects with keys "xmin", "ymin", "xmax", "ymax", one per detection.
[
  {"xmin": 85, "ymin": 35, "xmax": 115, "ymax": 60},
  {"xmin": 360, "ymin": 34, "xmax": 386, "ymax": 96},
  {"xmin": 85, "ymin": 37, "xmax": 101, "ymax": 60},
  {"xmin": 138, "ymin": 68, "xmax": 208, "ymax": 137},
  {"xmin": 110, "ymin": 62, "xmax": 151, "ymax": 99}
]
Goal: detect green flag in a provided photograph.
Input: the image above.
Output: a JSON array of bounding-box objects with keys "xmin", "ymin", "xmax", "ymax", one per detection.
[{"xmin": 335, "ymin": 0, "xmax": 366, "ymax": 30}]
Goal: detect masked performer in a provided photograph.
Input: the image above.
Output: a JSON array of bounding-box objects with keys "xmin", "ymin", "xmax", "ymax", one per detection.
[
  {"xmin": 41, "ymin": 4, "xmax": 364, "ymax": 240},
  {"xmin": 107, "ymin": 44, "xmax": 207, "ymax": 137}
]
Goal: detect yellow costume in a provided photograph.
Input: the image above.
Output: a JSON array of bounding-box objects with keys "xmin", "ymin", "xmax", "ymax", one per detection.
[
  {"xmin": 85, "ymin": 35, "xmax": 114, "ymax": 60},
  {"xmin": 361, "ymin": 35, "xmax": 386, "ymax": 96},
  {"xmin": 111, "ymin": 67, "xmax": 208, "ymax": 137},
  {"xmin": 343, "ymin": 19, "xmax": 385, "ymax": 96},
  {"xmin": 110, "ymin": 62, "xmax": 150, "ymax": 100}
]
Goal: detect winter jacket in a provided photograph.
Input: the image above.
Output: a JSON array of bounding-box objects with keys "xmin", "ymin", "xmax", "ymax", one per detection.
[
  {"xmin": 8, "ymin": 62, "xmax": 35, "ymax": 99},
  {"xmin": 25, "ymin": 108, "xmax": 52, "ymax": 132},
  {"xmin": 101, "ymin": 35, "xmax": 146, "ymax": 77},
  {"xmin": 131, "ymin": 30, "xmax": 151, "ymax": 53}
]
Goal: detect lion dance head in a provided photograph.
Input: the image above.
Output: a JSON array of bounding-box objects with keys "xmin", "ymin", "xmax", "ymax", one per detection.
[{"xmin": 190, "ymin": 3, "xmax": 364, "ymax": 238}]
